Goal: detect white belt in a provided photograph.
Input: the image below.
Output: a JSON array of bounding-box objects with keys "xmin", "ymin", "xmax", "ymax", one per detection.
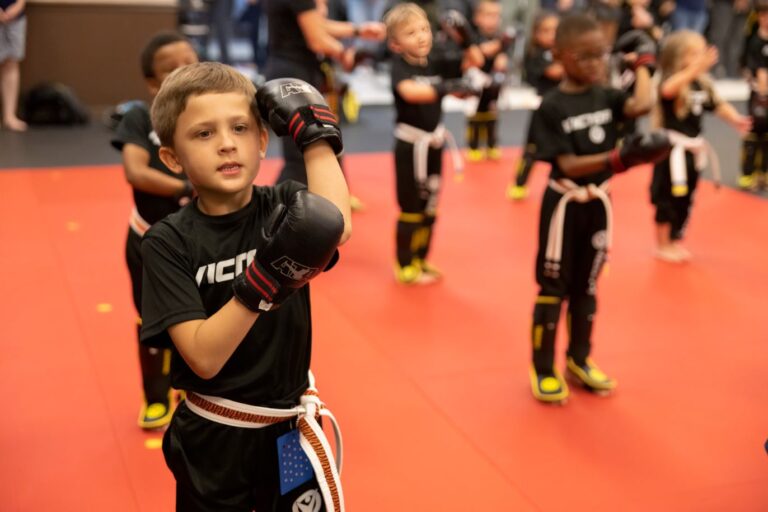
[
  {"xmin": 128, "ymin": 207, "xmax": 151, "ymax": 236},
  {"xmin": 545, "ymin": 179, "xmax": 612, "ymax": 274},
  {"xmin": 666, "ymin": 129, "xmax": 720, "ymax": 196},
  {"xmin": 185, "ymin": 373, "xmax": 344, "ymax": 512},
  {"xmin": 394, "ymin": 122, "xmax": 463, "ymax": 183}
]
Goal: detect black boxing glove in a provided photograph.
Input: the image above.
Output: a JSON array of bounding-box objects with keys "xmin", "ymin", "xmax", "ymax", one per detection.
[
  {"xmin": 608, "ymin": 131, "xmax": 671, "ymax": 173},
  {"xmin": 434, "ymin": 77, "xmax": 481, "ymax": 98},
  {"xmin": 256, "ymin": 78, "xmax": 343, "ymax": 156},
  {"xmin": 615, "ymin": 29, "xmax": 657, "ymax": 71},
  {"xmin": 232, "ymin": 190, "xmax": 344, "ymax": 312},
  {"xmin": 440, "ymin": 10, "xmax": 476, "ymax": 49}
]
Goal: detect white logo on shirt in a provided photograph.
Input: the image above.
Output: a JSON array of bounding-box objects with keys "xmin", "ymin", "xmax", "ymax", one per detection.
[
  {"xmin": 195, "ymin": 249, "xmax": 257, "ymax": 286},
  {"xmin": 149, "ymin": 130, "xmax": 161, "ymax": 146},
  {"xmin": 292, "ymin": 489, "xmax": 321, "ymax": 512},
  {"xmin": 690, "ymin": 90, "xmax": 708, "ymax": 116},
  {"xmin": 589, "ymin": 125, "xmax": 606, "ymax": 144},
  {"xmin": 561, "ymin": 109, "xmax": 612, "ymax": 134}
]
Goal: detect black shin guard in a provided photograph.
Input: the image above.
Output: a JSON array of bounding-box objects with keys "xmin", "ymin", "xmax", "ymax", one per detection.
[
  {"xmin": 515, "ymin": 147, "xmax": 536, "ymax": 187},
  {"xmin": 415, "ymin": 214, "xmax": 436, "ymax": 261},
  {"xmin": 138, "ymin": 329, "xmax": 172, "ymax": 405},
  {"xmin": 742, "ymin": 135, "xmax": 758, "ymax": 176},
  {"xmin": 485, "ymin": 117, "xmax": 498, "ymax": 149},
  {"xmin": 467, "ymin": 120, "xmax": 481, "ymax": 150},
  {"xmin": 532, "ymin": 298, "xmax": 562, "ymax": 374},
  {"xmin": 566, "ymin": 295, "xmax": 596, "ymax": 366},
  {"xmin": 396, "ymin": 213, "xmax": 423, "ymax": 267}
]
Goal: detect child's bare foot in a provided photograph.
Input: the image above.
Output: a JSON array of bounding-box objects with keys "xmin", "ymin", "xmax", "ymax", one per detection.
[
  {"xmin": 3, "ymin": 117, "xmax": 27, "ymax": 132},
  {"xmin": 655, "ymin": 245, "xmax": 682, "ymax": 263},
  {"xmin": 673, "ymin": 242, "xmax": 692, "ymax": 261}
]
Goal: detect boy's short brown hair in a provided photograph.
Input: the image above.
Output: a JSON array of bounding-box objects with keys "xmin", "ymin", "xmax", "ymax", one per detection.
[
  {"xmin": 383, "ymin": 2, "xmax": 429, "ymax": 41},
  {"xmin": 151, "ymin": 62, "xmax": 259, "ymax": 147}
]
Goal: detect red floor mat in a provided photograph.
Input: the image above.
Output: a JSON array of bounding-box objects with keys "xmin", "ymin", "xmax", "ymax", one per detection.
[{"xmin": 0, "ymin": 152, "xmax": 766, "ymax": 511}]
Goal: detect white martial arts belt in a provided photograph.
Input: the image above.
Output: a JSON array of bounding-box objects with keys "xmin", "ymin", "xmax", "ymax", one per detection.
[
  {"xmin": 666, "ymin": 129, "xmax": 721, "ymax": 196},
  {"xmin": 545, "ymin": 179, "xmax": 613, "ymax": 271},
  {"xmin": 185, "ymin": 373, "xmax": 344, "ymax": 512},
  {"xmin": 128, "ymin": 207, "xmax": 151, "ymax": 236},
  {"xmin": 394, "ymin": 122, "xmax": 464, "ymax": 184}
]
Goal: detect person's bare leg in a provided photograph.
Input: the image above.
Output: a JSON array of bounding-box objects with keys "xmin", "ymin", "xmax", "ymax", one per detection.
[
  {"xmin": 655, "ymin": 222, "xmax": 681, "ymax": 262},
  {"xmin": 1, "ymin": 59, "xmax": 27, "ymax": 132}
]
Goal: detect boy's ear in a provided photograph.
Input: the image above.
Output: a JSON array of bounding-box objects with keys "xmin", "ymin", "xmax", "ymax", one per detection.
[
  {"xmin": 146, "ymin": 77, "xmax": 161, "ymax": 96},
  {"xmin": 259, "ymin": 125, "xmax": 269, "ymax": 159},
  {"xmin": 388, "ymin": 39, "xmax": 402, "ymax": 55},
  {"xmin": 159, "ymin": 146, "xmax": 184, "ymax": 174}
]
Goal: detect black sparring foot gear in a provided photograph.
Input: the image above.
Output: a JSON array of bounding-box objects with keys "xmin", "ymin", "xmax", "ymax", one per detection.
[
  {"xmin": 529, "ymin": 365, "xmax": 569, "ymax": 404},
  {"xmin": 138, "ymin": 393, "xmax": 174, "ymax": 430},
  {"xmin": 566, "ymin": 357, "xmax": 617, "ymax": 395}
]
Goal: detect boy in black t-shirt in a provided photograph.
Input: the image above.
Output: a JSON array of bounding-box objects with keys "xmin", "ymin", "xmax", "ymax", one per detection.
[
  {"xmin": 111, "ymin": 32, "xmax": 198, "ymax": 430},
  {"xmin": 526, "ymin": 14, "xmax": 669, "ymax": 404},
  {"xmin": 465, "ymin": 0, "xmax": 511, "ymax": 162},
  {"xmin": 385, "ymin": 2, "xmax": 477, "ymax": 285},
  {"xmin": 141, "ymin": 62, "xmax": 351, "ymax": 511},
  {"xmin": 740, "ymin": 0, "xmax": 768, "ymax": 190}
]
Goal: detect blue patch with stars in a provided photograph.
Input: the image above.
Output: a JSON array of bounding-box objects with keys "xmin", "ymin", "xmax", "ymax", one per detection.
[{"xmin": 277, "ymin": 429, "xmax": 314, "ymax": 495}]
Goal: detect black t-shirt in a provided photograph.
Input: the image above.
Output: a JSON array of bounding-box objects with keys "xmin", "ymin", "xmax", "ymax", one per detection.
[
  {"xmin": 139, "ymin": 182, "xmax": 314, "ymax": 408},
  {"xmin": 524, "ymin": 47, "xmax": 559, "ymax": 96},
  {"xmin": 265, "ymin": 0, "xmax": 318, "ymax": 70},
  {"xmin": 111, "ymin": 103, "xmax": 186, "ymax": 225},
  {"xmin": 391, "ymin": 55, "xmax": 443, "ymax": 132},
  {"xmin": 745, "ymin": 33, "xmax": 768, "ymax": 77},
  {"xmin": 658, "ymin": 79, "xmax": 720, "ymax": 137},
  {"xmin": 531, "ymin": 86, "xmax": 629, "ymax": 185},
  {"xmin": 478, "ymin": 33, "xmax": 504, "ymax": 74}
]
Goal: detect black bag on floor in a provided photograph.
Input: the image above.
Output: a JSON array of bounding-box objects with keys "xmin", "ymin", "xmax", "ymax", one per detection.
[{"xmin": 22, "ymin": 82, "xmax": 90, "ymax": 126}]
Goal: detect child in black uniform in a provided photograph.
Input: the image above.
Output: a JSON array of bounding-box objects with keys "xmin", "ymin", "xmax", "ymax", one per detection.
[
  {"xmin": 527, "ymin": 14, "xmax": 669, "ymax": 403},
  {"xmin": 739, "ymin": 0, "xmax": 768, "ymax": 191},
  {"xmin": 386, "ymin": 2, "xmax": 477, "ymax": 284},
  {"xmin": 465, "ymin": 0, "xmax": 510, "ymax": 162},
  {"xmin": 506, "ymin": 11, "xmax": 561, "ymax": 201},
  {"xmin": 141, "ymin": 62, "xmax": 352, "ymax": 511},
  {"xmin": 651, "ymin": 31, "xmax": 751, "ymax": 262},
  {"xmin": 111, "ymin": 32, "xmax": 198, "ymax": 430}
]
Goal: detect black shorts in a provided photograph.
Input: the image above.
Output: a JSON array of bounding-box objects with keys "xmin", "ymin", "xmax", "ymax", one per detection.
[
  {"xmin": 125, "ymin": 228, "xmax": 143, "ymax": 313},
  {"xmin": 164, "ymin": 402, "xmax": 326, "ymax": 512},
  {"xmin": 394, "ymin": 139, "xmax": 443, "ymax": 213},
  {"xmin": 535, "ymin": 186, "xmax": 609, "ymax": 298}
]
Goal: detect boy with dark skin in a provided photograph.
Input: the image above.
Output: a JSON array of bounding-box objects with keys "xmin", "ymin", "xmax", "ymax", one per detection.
[{"xmin": 526, "ymin": 14, "xmax": 670, "ymax": 403}]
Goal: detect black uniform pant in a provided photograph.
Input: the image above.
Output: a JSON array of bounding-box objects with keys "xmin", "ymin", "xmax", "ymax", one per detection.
[
  {"xmin": 514, "ymin": 115, "xmax": 536, "ymax": 187},
  {"xmin": 394, "ymin": 139, "xmax": 443, "ymax": 267},
  {"xmin": 165, "ymin": 402, "xmax": 326, "ymax": 511},
  {"xmin": 651, "ymin": 152, "xmax": 699, "ymax": 241},
  {"xmin": 126, "ymin": 228, "xmax": 171, "ymax": 404},
  {"xmin": 467, "ymin": 87, "xmax": 500, "ymax": 150},
  {"xmin": 741, "ymin": 131, "xmax": 768, "ymax": 176},
  {"xmin": 531, "ymin": 188, "xmax": 608, "ymax": 373}
]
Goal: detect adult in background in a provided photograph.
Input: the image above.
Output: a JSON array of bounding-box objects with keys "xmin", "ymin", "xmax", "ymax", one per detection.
[
  {"xmin": 708, "ymin": 0, "xmax": 751, "ymax": 77},
  {"xmin": 0, "ymin": 0, "xmax": 27, "ymax": 131},
  {"xmin": 265, "ymin": 0, "xmax": 385, "ymax": 184},
  {"xmin": 670, "ymin": 0, "xmax": 709, "ymax": 33}
]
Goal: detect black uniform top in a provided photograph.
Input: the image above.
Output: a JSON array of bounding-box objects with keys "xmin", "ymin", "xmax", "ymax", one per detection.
[
  {"xmin": 391, "ymin": 55, "xmax": 444, "ymax": 132},
  {"xmin": 657, "ymin": 79, "xmax": 720, "ymax": 137},
  {"xmin": 531, "ymin": 86, "xmax": 630, "ymax": 185},
  {"xmin": 524, "ymin": 46, "xmax": 560, "ymax": 96},
  {"xmin": 265, "ymin": 0, "xmax": 318, "ymax": 70},
  {"xmin": 0, "ymin": 0, "xmax": 23, "ymax": 17},
  {"xmin": 139, "ymin": 182, "xmax": 314, "ymax": 408},
  {"xmin": 744, "ymin": 32, "xmax": 768, "ymax": 77},
  {"xmin": 111, "ymin": 103, "xmax": 186, "ymax": 225},
  {"xmin": 478, "ymin": 33, "xmax": 504, "ymax": 74}
]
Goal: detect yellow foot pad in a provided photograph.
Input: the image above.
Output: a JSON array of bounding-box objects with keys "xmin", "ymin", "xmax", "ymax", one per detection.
[
  {"xmin": 138, "ymin": 401, "xmax": 173, "ymax": 430},
  {"xmin": 466, "ymin": 149, "xmax": 485, "ymax": 162},
  {"xmin": 506, "ymin": 184, "xmax": 529, "ymax": 201},
  {"xmin": 529, "ymin": 366, "xmax": 569, "ymax": 404},
  {"xmin": 566, "ymin": 357, "xmax": 617, "ymax": 394},
  {"xmin": 487, "ymin": 147, "xmax": 502, "ymax": 160}
]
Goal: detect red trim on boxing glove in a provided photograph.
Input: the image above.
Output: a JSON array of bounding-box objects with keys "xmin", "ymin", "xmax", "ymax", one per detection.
[
  {"xmin": 634, "ymin": 54, "xmax": 656, "ymax": 70},
  {"xmin": 608, "ymin": 148, "xmax": 627, "ymax": 174}
]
